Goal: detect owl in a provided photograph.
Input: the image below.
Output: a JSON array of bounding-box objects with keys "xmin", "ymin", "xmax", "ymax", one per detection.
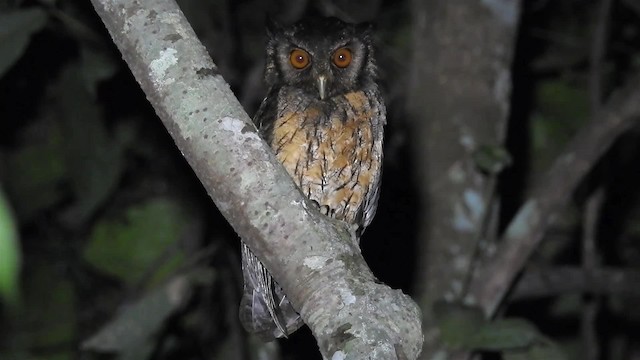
[{"xmin": 239, "ymin": 16, "xmax": 386, "ymax": 341}]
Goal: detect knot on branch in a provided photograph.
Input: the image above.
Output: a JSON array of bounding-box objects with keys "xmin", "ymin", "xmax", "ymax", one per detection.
[{"xmin": 298, "ymin": 262, "xmax": 423, "ymax": 359}]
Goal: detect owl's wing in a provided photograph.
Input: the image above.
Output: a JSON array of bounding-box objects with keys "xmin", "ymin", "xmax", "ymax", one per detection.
[
  {"xmin": 239, "ymin": 87, "xmax": 304, "ymax": 340},
  {"xmin": 359, "ymin": 88, "xmax": 387, "ymax": 234},
  {"xmin": 252, "ymin": 87, "xmax": 280, "ymax": 141},
  {"xmin": 239, "ymin": 242, "xmax": 302, "ymax": 340}
]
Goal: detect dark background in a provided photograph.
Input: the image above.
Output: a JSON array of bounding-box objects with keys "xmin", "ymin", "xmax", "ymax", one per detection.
[{"xmin": 1, "ymin": 0, "xmax": 640, "ymax": 359}]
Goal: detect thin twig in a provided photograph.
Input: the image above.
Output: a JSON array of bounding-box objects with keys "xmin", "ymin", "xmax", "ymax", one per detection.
[
  {"xmin": 582, "ymin": 1, "xmax": 612, "ymax": 351},
  {"xmin": 467, "ymin": 73, "xmax": 640, "ymax": 317},
  {"xmin": 511, "ymin": 266, "xmax": 640, "ymax": 300},
  {"xmin": 589, "ymin": 0, "xmax": 613, "ymax": 112},
  {"xmin": 621, "ymin": 0, "xmax": 640, "ymax": 16},
  {"xmin": 581, "ymin": 189, "xmax": 604, "ymax": 360}
]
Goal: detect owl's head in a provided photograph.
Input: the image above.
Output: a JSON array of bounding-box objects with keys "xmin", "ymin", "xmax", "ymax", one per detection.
[{"xmin": 264, "ymin": 17, "xmax": 377, "ymax": 100}]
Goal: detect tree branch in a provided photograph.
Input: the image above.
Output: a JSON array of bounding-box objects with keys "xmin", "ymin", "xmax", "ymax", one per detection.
[
  {"xmin": 589, "ymin": 0, "xmax": 613, "ymax": 112},
  {"xmin": 580, "ymin": 189, "xmax": 604, "ymax": 360},
  {"xmin": 467, "ymin": 74, "xmax": 640, "ymax": 316},
  {"xmin": 406, "ymin": 1, "xmax": 521, "ymax": 358},
  {"xmin": 89, "ymin": 0, "xmax": 423, "ymax": 358},
  {"xmin": 511, "ymin": 266, "xmax": 640, "ymax": 301}
]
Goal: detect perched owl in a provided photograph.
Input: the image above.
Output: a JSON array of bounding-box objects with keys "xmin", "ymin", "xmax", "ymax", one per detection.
[{"xmin": 239, "ymin": 16, "xmax": 386, "ymax": 341}]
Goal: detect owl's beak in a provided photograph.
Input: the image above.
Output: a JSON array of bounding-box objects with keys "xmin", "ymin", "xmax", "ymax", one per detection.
[{"xmin": 317, "ymin": 75, "xmax": 327, "ymax": 100}]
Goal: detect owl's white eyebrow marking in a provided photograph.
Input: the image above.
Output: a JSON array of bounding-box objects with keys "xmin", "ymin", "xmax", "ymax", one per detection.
[
  {"xmin": 331, "ymin": 39, "xmax": 362, "ymax": 54},
  {"xmin": 331, "ymin": 41, "xmax": 352, "ymax": 51}
]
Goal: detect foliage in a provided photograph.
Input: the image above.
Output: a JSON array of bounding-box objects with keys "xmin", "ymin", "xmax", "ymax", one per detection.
[
  {"xmin": 0, "ymin": 0, "xmax": 639, "ymax": 359},
  {"xmin": 0, "ymin": 188, "xmax": 20, "ymax": 305},
  {"xmin": 436, "ymin": 302, "xmax": 566, "ymax": 359},
  {"xmin": 84, "ymin": 197, "xmax": 189, "ymax": 287},
  {"xmin": 0, "ymin": 1, "xmax": 213, "ymax": 359},
  {"xmin": 0, "ymin": 8, "xmax": 47, "ymax": 77},
  {"xmin": 82, "ymin": 270, "xmax": 215, "ymax": 360}
]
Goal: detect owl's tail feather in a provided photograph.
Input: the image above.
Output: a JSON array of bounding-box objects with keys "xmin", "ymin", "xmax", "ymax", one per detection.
[{"xmin": 239, "ymin": 242, "xmax": 304, "ymax": 341}]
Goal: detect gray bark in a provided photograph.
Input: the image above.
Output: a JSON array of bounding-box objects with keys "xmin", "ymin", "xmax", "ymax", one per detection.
[
  {"xmin": 90, "ymin": 0, "xmax": 423, "ymax": 358},
  {"xmin": 406, "ymin": 1, "xmax": 521, "ymax": 358},
  {"xmin": 468, "ymin": 74, "xmax": 640, "ymax": 316},
  {"xmin": 407, "ymin": 1, "xmax": 640, "ymax": 359}
]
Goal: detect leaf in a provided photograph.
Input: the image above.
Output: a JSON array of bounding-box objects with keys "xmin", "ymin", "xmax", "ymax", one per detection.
[
  {"xmin": 18, "ymin": 259, "xmax": 76, "ymax": 353},
  {"xmin": 80, "ymin": 45, "xmax": 119, "ymax": 97},
  {"xmin": 536, "ymin": 80, "xmax": 589, "ymax": 124},
  {"xmin": 84, "ymin": 197, "xmax": 189, "ymax": 286},
  {"xmin": 54, "ymin": 64, "xmax": 128, "ymax": 226},
  {"xmin": 473, "ymin": 144, "xmax": 513, "ymax": 175},
  {"xmin": 2, "ymin": 121, "xmax": 67, "ymax": 222},
  {"xmin": 437, "ymin": 310, "xmax": 545, "ymax": 353},
  {"xmin": 467, "ymin": 318, "xmax": 540, "ymax": 351},
  {"xmin": 530, "ymin": 80, "xmax": 589, "ymax": 178},
  {"xmin": 0, "ymin": 187, "xmax": 20, "ymax": 305},
  {"xmin": 4, "ymin": 61, "xmax": 131, "ymax": 225},
  {"xmin": 434, "ymin": 301, "xmax": 485, "ymax": 348},
  {"xmin": 503, "ymin": 339, "xmax": 568, "ymax": 360},
  {"xmin": 549, "ymin": 294, "xmax": 582, "ymax": 318},
  {"xmin": 82, "ymin": 271, "xmax": 212, "ymax": 357},
  {"xmin": 0, "ymin": 8, "xmax": 48, "ymax": 77}
]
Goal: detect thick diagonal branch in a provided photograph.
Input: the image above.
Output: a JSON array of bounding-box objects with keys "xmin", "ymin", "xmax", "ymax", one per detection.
[
  {"xmin": 468, "ymin": 75, "xmax": 640, "ymax": 316},
  {"xmin": 90, "ymin": 0, "xmax": 423, "ymax": 358}
]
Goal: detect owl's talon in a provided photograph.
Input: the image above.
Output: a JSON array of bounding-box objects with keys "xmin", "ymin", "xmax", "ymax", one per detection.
[
  {"xmin": 319, "ymin": 205, "xmax": 331, "ymax": 216},
  {"xmin": 310, "ymin": 200, "xmax": 332, "ymax": 216}
]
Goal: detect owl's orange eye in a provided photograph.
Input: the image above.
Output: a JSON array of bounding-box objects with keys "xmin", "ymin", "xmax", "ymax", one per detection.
[
  {"xmin": 290, "ymin": 49, "xmax": 310, "ymax": 69},
  {"xmin": 332, "ymin": 47, "xmax": 352, "ymax": 68}
]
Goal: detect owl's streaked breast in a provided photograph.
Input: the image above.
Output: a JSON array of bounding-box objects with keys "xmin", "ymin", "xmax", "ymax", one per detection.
[{"xmin": 270, "ymin": 89, "xmax": 382, "ymax": 224}]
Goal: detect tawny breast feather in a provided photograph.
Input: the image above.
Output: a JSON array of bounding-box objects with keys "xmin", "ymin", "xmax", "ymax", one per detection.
[{"xmin": 272, "ymin": 90, "xmax": 380, "ymax": 224}]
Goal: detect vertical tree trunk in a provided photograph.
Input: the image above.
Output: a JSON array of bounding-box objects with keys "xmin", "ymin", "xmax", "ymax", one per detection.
[{"xmin": 406, "ymin": 1, "xmax": 521, "ymax": 358}]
